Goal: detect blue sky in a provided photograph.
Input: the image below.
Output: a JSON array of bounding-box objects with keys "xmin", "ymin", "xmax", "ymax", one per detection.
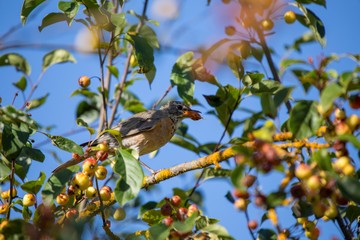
[{"xmin": 1, "ymin": 0, "xmax": 360, "ymax": 239}]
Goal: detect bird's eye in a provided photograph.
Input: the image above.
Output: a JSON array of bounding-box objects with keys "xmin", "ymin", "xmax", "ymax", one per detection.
[{"xmin": 176, "ymin": 105, "xmax": 183, "ymax": 110}]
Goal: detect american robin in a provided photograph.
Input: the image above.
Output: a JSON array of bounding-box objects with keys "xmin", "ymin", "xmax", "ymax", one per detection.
[{"xmin": 52, "ymin": 101, "xmax": 202, "ymax": 174}]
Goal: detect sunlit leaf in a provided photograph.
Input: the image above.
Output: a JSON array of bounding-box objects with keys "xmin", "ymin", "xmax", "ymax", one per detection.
[
  {"xmin": 285, "ymin": 31, "xmax": 316, "ymax": 52},
  {"xmin": 257, "ymin": 229, "xmax": 277, "ymax": 240},
  {"xmin": 21, "ymin": 0, "xmax": 46, "ymax": 24},
  {"xmin": 288, "ymin": 101, "xmax": 321, "ymax": 139},
  {"xmin": 149, "ymin": 223, "xmax": 171, "ymax": 240},
  {"xmin": 58, "ymin": 1, "xmax": 79, "ymax": 21},
  {"xmin": 0, "ymin": 53, "xmax": 31, "ymax": 75},
  {"xmin": 44, "ymin": 133, "xmax": 84, "ymax": 155},
  {"xmin": 38, "ymin": 12, "xmax": 70, "ymax": 32},
  {"xmin": 76, "ymin": 118, "xmax": 95, "ymax": 135},
  {"xmin": 170, "ymin": 52, "xmax": 196, "ymax": 104},
  {"xmin": 170, "ymin": 136, "xmax": 198, "ymax": 153},
  {"xmin": 296, "ymin": 4, "xmax": 326, "ymax": 46},
  {"xmin": 141, "ymin": 209, "xmax": 162, "ymax": 225},
  {"xmin": 127, "ymin": 32, "xmax": 155, "ymax": 85},
  {"xmin": 337, "ymin": 176, "xmax": 360, "ymax": 204},
  {"xmin": 107, "ymin": 65, "xmax": 119, "ymax": 79},
  {"xmin": 42, "ymin": 166, "xmax": 79, "ymax": 205},
  {"xmin": 21, "ymin": 172, "xmax": 46, "ymax": 194},
  {"xmin": 113, "ymin": 149, "xmax": 144, "ymax": 206},
  {"xmin": 26, "ymin": 93, "xmax": 49, "ymax": 110},
  {"xmin": 42, "ymin": 49, "xmax": 76, "ymax": 72},
  {"xmin": 13, "ymin": 76, "xmax": 27, "ymax": 91}
]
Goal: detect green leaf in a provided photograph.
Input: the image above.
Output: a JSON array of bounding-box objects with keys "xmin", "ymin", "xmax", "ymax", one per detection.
[
  {"xmin": 291, "ymin": 200, "xmax": 313, "ymax": 218},
  {"xmin": 295, "ymin": 0, "xmax": 326, "ymax": 7},
  {"xmin": 82, "ymin": 0, "xmax": 109, "ymax": 26},
  {"xmin": 230, "ymin": 165, "xmax": 245, "ymax": 190},
  {"xmin": 201, "ymin": 168, "xmax": 232, "ymax": 182},
  {"xmin": 345, "ymin": 205, "xmax": 360, "ymax": 224},
  {"xmin": 107, "ymin": 65, "xmax": 119, "ymax": 79},
  {"xmin": 0, "ymin": 105, "xmax": 38, "ymax": 129},
  {"xmin": 266, "ymin": 191, "xmax": 286, "ymax": 208},
  {"xmin": 337, "ymin": 134, "xmax": 360, "ymax": 149},
  {"xmin": 139, "ymin": 201, "xmax": 157, "ymax": 219},
  {"xmin": 288, "ymin": 100, "xmax": 321, "ymax": 139},
  {"xmin": 311, "ymin": 149, "xmax": 332, "ymax": 171},
  {"xmin": 45, "ymin": 134, "xmax": 84, "ymax": 155},
  {"xmin": 296, "ymin": 4, "xmax": 326, "ymax": 46},
  {"xmin": 170, "ymin": 135, "xmax": 198, "ymax": 153},
  {"xmin": 242, "ymin": 72, "xmax": 264, "ymax": 87},
  {"xmin": 319, "ymin": 83, "xmax": 344, "ymax": 113},
  {"xmin": 170, "ymin": 52, "xmax": 196, "ymax": 104},
  {"xmin": 113, "ymin": 149, "xmax": 144, "ymax": 206},
  {"xmin": 42, "ymin": 49, "xmax": 76, "ymax": 72},
  {"xmin": 13, "ymin": 76, "xmax": 27, "ymax": 91},
  {"xmin": 285, "ymin": 31, "xmax": 316, "ymax": 52},
  {"xmin": 76, "ymin": 100, "xmax": 99, "ymax": 123},
  {"xmin": 42, "ymin": 166, "xmax": 79, "ymax": 205},
  {"xmin": 173, "ymin": 214, "xmax": 197, "ymax": 233},
  {"xmin": 257, "ymin": 229, "xmax": 277, "ymax": 240},
  {"xmin": 195, "ymin": 216, "xmax": 219, "ymax": 231},
  {"xmin": 337, "ymin": 176, "xmax": 360, "ymax": 204},
  {"xmin": 126, "ymin": 33, "xmax": 155, "ymax": 85},
  {"xmin": 58, "ymin": 1, "xmax": 79, "ymax": 21},
  {"xmin": 129, "ymin": 24, "xmax": 160, "ymax": 49},
  {"xmin": 280, "ymin": 59, "xmax": 307, "ymax": 71},
  {"xmin": 203, "ymin": 224, "xmax": 234, "ymax": 240},
  {"xmin": 21, "ymin": 0, "xmax": 46, "ymax": 24},
  {"xmin": 213, "ymin": 85, "xmax": 242, "ymax": 136},
  {"xmin": 261, "ymin": 93, "xmax": 277, "ymax": 118},
  {"xmin": 0, "ymin": 161, "xmax": 11, "ymax": 182},
  {"xmin": 38, "ymin": 12, "xmax": 70, "ymax": 32},
  {"xmin": 0, "ymin": 53, "xmax": 31, "ymax": 75},
  {"xmin": 70, "ymin": 89, "xmax": 97, "ymax": 98},
  {"xmin": 21, "ymin": 172, "xmax": 46, "ymax": 194},
  {"xmin": 227, "ymin": 52, "xmax": 244, "ymax": 80},
  {"xmin": 26, "ymin": 93, "xmax": 49, "ymax": 110},
  {"xmin": 111, "ymin": 13, "xmax": 126, "ymax": 29},
  {"xmin": 202, "ymin": 38, "xmax": 231, "ymax": 62},
  {"xmin": 149, "ymin": 223, "xmax": 171, "ymax": 240},
  {"xmin": 76, "ymin": 118, "xmax": 95, "ymax": 135},
  {"xmin": 141, "ymin": 209, "xmax": 162, "ymax": 225},
  {"xmin": 22, "ymin": 206, "xmax": 32, "ymax": 221},
  {"xmin": 1, "ymin": 122, "xmax": 32, "ymax": 160}
]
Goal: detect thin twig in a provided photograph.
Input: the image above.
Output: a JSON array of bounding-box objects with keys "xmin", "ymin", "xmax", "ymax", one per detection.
[
  {"xmin": 108, "ymin": 0, "xmax": 149, "ymax": 127},
  {"xmin": 20, "ymin": 71, "xmax": 45, "ymax": 110},
  {"xmin": 95, "ymin": 178, "xmax": 107, "ymax": 226},
  {"xmin": 187, "ymin": 89, "xmax": 242, "ymax": 200},
  {"xmin": 244, "ymin": 210, "xmax": 256, "ymax": 240},
  {"xmin": 256, "ymin": 28, "xmax": 292, "ymax": 113},
  {"xmin": 152, "ymin": 84, "xmax": 173, "ymax": 109},
  {"xmin": 6, "ymin": 160, "xmax": 16, "ymax": 220},
  {"xmin": 335, "ymin": 214, "xmax": 353, "ymax": 240}
]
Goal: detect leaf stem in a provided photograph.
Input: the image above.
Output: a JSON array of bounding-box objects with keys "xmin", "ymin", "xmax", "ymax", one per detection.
[
  {"xmin": 256, "ymin": 29, "xmax": 292, "ymax": 113},
  {"xmin": 6, "ymin": 160, "xmax": 16, "ymax": 220}
]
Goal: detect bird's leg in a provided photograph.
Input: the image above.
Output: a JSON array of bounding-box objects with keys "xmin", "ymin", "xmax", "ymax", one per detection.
[{"xmin": 138, "ymin": 158, "xmax": 157, "ymax": 174}]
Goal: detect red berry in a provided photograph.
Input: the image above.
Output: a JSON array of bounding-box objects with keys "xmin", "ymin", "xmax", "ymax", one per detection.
[
  {"xmin": 78, "ymin": 76, "xmax": 91, "ymax": 88},
  {"xmin": 162, "ymin": 217, "xmax": 174, "ymax": 226},
  {"xmin": 176, "ymin": 207, "xmax": 188, "ymax": 221},
  {"xmin": 160, "ymin": 203, "xmax": 173, "ymax": 216},
  {"xmin": 170, "ymin": 195, "xmax": 182, "ymax": 207}
]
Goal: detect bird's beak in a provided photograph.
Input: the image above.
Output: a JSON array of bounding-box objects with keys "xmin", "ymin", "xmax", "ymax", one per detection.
[{"xmin": 183, "ymin": 108, "xmax": 202, "ymax": 120}]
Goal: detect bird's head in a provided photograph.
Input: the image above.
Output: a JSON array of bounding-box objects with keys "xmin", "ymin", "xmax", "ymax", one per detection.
[{"xmin": 161, "ymin": 101, "xmax": 202, "ymax": 120}]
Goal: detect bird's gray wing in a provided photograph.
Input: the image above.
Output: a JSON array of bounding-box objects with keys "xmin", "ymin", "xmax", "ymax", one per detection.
[
  {"xmin": 81, "ymin": 110, "xmax": 166, "ymax": 147},
  {"xmin": 116, "ymin": 110, "xmax": 166, "ymax": 137}
]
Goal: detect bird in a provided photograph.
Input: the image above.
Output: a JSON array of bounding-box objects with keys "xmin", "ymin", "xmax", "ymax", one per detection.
[{"xmin": 52, "ymin": 101, "xmax": 202, "ymax": 174}]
